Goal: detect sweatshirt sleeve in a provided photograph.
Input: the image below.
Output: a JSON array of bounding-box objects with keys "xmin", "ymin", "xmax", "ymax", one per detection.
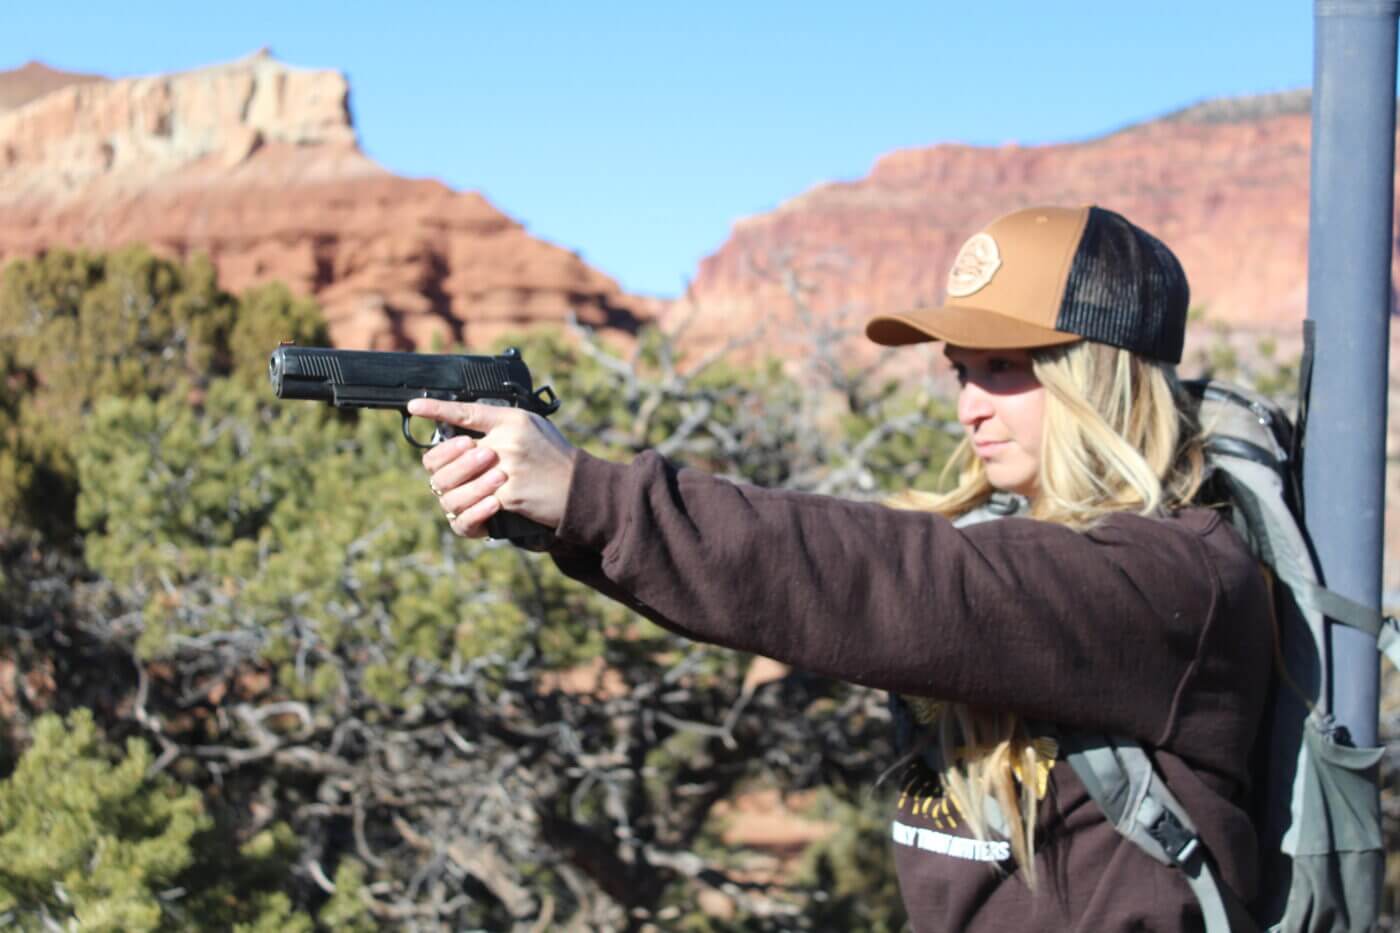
[{"xmin": 550, "ymin": 449, "xmax": 1231, "ymax": 746}]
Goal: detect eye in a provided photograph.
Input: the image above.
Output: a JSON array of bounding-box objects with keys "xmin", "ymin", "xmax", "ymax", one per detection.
[{"xmin": 987, "ymin": 355, "xmax": 1036, "ymax": 380}]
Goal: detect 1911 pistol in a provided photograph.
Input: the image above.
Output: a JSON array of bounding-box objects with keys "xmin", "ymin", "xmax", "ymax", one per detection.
[{"xmin": 268, "ymin": 345, "xmax": 561, "ymax": 550}]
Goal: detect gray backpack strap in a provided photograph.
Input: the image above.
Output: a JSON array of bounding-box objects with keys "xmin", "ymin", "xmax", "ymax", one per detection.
[
  {"xmin": 952, "ymin": 491, "xmax": 1029, "ymax": 529},
  {"xmin": 1276, "ymin": 570, "xmax": 1400, "ymax": 672},
  {"xmin": 1057, "ymin": 733, "xmax": 1258, "ymax": 933},
  {"xmin": 1279, "ymin": 570, "xmax": 1381, "ymax": 639}
]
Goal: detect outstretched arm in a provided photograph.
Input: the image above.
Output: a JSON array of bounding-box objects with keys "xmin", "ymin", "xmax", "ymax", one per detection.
[{"xmin": 406, "ymin": 397, "xmax": 1262, "ymax": 747}]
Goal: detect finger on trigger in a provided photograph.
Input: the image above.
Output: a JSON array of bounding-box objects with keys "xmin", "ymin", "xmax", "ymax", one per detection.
[
  {"xmin": 408, "ymin": 397, "xmax": 470, "ymax": 427},
  {"xmin": 431, "ymin": 399, "xmax": 510, "ymax": 434},
  {"xmin": 406, "ymin": 397, "xmax": 439, "ymax": 419}
]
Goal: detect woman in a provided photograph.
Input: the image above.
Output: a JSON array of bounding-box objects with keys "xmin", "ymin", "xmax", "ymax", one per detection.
[{"xmin": 407, "ymin": 206, "xmax": 1272, "ymax": 931}]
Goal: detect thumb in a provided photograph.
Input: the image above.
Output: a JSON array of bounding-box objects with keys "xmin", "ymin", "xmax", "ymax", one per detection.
[{"xmin": 406, "ymin": 398, "xmax": 509, "ymax": 433}]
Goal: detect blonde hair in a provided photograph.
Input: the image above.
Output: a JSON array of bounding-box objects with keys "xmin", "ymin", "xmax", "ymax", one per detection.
[{"xmin": 891, "ymin": 340, "xmax": 1205, "ymax": 885}]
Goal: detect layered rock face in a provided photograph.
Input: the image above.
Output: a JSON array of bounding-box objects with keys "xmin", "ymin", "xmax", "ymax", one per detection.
[
  {"xmin": 0, "ymin": 53, "xmax": 652, "ymax": 349},
  {"xmin": 685, "ymin": 92, "xmax": 1357, "ymax": 349}
]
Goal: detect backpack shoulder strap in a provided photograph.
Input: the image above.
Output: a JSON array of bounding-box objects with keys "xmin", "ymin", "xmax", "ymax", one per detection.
[
  {"xmin": 1276, "ymin": 571, "xmax": 1400, "ymax": 672},
  {"xmin": 1051, "ymin": 731, "xmax": 1259, "ymax": 933}
]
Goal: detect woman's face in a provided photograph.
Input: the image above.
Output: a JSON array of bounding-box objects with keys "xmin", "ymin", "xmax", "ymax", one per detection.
[{"xmin": 945, "ymin": 345, "xmax": 1047, "ymax": 499}]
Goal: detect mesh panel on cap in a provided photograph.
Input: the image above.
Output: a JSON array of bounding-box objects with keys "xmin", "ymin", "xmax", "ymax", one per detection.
[{"xmin": 1054, "ymin": 208, "xmax": 1189, "ymax": 363}]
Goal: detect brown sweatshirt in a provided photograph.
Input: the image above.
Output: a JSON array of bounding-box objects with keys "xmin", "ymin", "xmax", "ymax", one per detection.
[{"xmin": 550, "ymin": 450, "xmax": 1273, "ymax": 932}]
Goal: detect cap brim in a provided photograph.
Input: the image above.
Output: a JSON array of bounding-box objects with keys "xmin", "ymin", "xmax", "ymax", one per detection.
[{"xmin": 865, "ymin": 304, "xmax": 1083, "ymax": 350}]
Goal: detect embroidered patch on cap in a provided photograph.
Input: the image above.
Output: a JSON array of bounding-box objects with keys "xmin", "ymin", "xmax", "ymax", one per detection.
[{"xmin": 946, "ymin": 232, "xmax": 1002, "ymax": 298}]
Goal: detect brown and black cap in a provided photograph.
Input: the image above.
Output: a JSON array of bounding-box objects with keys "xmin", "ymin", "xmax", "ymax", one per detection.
[{"xmin": 865, "ymin": 205, "xmax": 1190, "ymax": 364}]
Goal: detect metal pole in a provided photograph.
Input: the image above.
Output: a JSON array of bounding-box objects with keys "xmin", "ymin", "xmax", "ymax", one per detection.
[{"xmin": 1304, "ymin": 0, "xmax": 1398, "ymax": 749}]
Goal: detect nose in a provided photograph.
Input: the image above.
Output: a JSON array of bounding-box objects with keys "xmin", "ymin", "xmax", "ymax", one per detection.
[{"xmin": 957, "ymin": 381, "xmax": 994, "ymax": 431}]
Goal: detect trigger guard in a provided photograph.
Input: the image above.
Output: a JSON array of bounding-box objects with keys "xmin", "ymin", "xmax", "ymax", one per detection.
[{"xmin": 402, "ymin": 412, "xmax": 436, "ymax": 449}]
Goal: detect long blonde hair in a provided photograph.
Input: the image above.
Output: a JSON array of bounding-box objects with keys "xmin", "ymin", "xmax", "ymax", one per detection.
[{"xmin": 892, "ymin": 340, "xmax": 1206, "ymax": 885}]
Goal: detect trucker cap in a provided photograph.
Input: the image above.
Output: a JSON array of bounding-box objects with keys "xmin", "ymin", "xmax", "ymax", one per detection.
[{"xmin": 865, "ymin": 205, "xmax": 1190, "ymax": 364}]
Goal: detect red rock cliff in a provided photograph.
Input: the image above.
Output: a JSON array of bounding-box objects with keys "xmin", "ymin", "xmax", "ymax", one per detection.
[
  {"xmin": 0, "ymin": 51, "xmax": 653, "ymax": 349},
  {"xmin": 684, "ymin": 92, "xmax": 1377, "ymax": 347}
]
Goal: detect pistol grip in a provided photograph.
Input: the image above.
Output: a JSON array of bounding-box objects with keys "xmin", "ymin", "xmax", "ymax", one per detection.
[
  {"xmin": 428, "ymin": 418, "xmax": 555, "ymax": 550},
  {"xmin": 486, "ymin": 511, "xmax": 556, "ymax": 552}
]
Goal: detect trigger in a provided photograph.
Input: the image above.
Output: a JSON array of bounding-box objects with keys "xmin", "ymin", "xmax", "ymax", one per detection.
[
  {"xmin": 431, "ymin": 422, "xmax": 459, "ymax": 446},
  {"xmin": 401, "ymin": 413, "xmax": 436, "ymax": 449}
]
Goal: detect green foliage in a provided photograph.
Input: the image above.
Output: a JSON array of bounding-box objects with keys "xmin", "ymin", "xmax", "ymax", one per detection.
[
  {"xmin": 795, "ymin": 789, "xmax": 908, "ymax": 933},
  {"xmin": 0, "ymin": 249, "xmax": 325, "ymax": 541},
  {"xmin": 315, "ymin": 861, "xmax": 376, "ymax": 932},
  {"xmin": 75, "ymin": 372, "xmax": 600, "ymax": 690},
  {"xmin": 0, "ymin": 711, "xmax": 316, "ymax": 931},
  {"xmin": 230, "ymin": 894, "xmax": 315, "ymax": 933},
  {"xmin": 0, "ymin": 710, "xmax": 205, "ymax": 931},
  {"xmin": 0, "ymin": 708, "xmax": 319, "ymax": 924},
  {"xmin": 227, "ymin": 282, "xmax": 326, "ymax": 390},
  {"xmin": 179, "ymin": 821, "xmax": 312, "ymax": 931}
]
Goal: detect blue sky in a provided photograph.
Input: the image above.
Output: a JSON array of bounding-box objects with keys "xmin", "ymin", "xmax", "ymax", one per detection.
[{"xmin": 6, "ymin": 2, "xmax": 1319, "ymax": 297}]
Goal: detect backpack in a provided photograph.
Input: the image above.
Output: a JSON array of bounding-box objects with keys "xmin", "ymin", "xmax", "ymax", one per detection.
[{"xmin": 890, "ymin": 356, "xmax": 1396, "ymax": 931}]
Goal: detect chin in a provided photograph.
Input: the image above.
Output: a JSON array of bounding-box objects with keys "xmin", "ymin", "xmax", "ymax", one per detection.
[{"xmin": 985, "ymin": 471, "xmax": 1038, "ymax": 500}]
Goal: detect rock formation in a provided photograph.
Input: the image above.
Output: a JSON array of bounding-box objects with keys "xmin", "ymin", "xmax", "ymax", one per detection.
[
  {"xmin": 683, "ymin": 90, "xmax": 1367, "ymax": 351},
  {"xmin": 0, "ymin": 61, "xmax": 104, "ymax": 112},
  {"xmin": 0, "ymin": 52, "xmax": 653, "ymax": 349}
]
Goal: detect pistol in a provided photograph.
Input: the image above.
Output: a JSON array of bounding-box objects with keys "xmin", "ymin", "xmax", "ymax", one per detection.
[{"xmin": 268, "ymin": 345, "xmax": 561, "ymax": 550}]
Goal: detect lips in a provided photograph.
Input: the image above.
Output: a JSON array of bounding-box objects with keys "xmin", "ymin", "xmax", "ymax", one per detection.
[{"xmin": 973, "ymin": 439, "xmax": 1009, "ymax": 457}]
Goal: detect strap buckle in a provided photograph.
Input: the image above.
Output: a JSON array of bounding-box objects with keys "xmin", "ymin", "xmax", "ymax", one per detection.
[{"xmin": 1147, "ymin": 807, "xmax": 1200, "ymax": 864}]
